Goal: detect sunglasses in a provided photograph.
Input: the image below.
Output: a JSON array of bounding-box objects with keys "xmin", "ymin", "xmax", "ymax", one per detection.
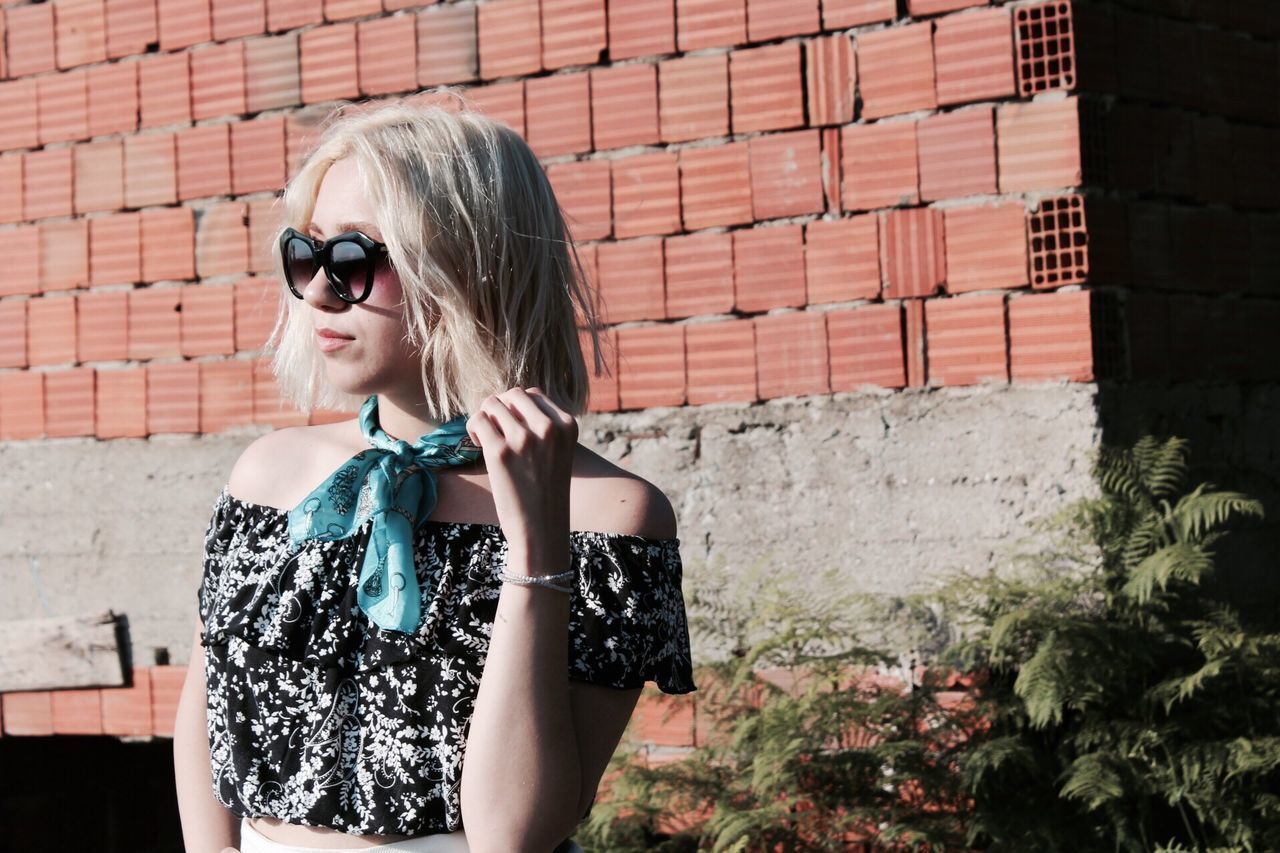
[{"xmin": 279, "ymin": 226, "xmax": 390, "ymax": 304}]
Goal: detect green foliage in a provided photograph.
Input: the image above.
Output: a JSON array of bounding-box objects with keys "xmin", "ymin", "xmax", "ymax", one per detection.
[
  {"xmin": 937, "ymin": 435, "xmax": 1278, "ymax": 852},
  {"xmin": 575, "ymin": 558, "xmax": 977, "ymax": 852}
]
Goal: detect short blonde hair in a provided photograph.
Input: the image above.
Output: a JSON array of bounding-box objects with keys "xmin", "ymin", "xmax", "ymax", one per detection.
[{"xmin": 264, "ymin": 96, "xmax": 606, "ymax": 420}]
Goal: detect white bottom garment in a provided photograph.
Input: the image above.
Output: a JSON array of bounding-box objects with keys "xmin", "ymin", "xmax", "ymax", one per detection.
[{"xmin": 237, "ymin": 817, "xmax": 471, "ymax": 853}]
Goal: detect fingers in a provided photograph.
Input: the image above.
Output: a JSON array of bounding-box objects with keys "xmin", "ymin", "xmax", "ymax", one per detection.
[{"xmin": 468, "ymin": 387, "xmax": 577, "ymax": 453}]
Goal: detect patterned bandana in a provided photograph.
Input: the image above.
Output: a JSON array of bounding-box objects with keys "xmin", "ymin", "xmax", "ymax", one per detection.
[{"xmin": 286, "ymin": 393, "xmax": 482, "ymax": 634}]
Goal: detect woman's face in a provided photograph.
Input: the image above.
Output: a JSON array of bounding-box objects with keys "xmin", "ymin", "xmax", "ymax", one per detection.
[{"xmin": 300, "ymin": 156, "xmax": 423, "ymax": 399}]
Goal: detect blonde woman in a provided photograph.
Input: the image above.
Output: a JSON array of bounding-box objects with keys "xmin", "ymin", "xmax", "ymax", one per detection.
[{"xmin": 173, "ymin": 98, "xmax": 696, "ymax": 853}]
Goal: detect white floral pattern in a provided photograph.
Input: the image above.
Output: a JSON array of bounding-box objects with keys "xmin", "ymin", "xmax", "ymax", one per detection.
[{"xmin": 198, "ymin": 485, "xmax": 696, "ymax": 837}]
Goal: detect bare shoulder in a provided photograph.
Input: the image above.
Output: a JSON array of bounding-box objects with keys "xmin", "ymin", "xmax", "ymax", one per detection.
[
  {"xmin": 571, "ymin": 446, "xmax": 678, "ymax": 540},
  {"xmin": 227, "ymin": 421, "xmax": 355, "ymax": 510}
]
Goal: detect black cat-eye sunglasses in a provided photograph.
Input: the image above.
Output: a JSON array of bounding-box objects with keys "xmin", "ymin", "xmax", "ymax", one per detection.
[{"xmin": 279, "ymin": 226, "xmax": 390, "ymax": 304}]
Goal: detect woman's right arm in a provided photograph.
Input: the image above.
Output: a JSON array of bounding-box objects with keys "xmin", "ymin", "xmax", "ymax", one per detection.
[{"xmin": 174, "ymin": 615, "xmax": 241, "ymax": 853}]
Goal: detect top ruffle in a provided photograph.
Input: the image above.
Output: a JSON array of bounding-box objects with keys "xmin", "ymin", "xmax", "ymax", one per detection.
[{"xmin": 197, "ymin": 485, "xmax": 697, "ymax": 694}]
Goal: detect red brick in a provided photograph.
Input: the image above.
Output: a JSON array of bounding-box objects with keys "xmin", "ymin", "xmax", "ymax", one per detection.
[
  {"xmin": 596, "ymin": 238, "xmax": 665, "ymax": 323},
  {"xmin": 78, "ymin": 290, "xmax": 130, "ymax": 361},
  {"xmin": 5, "ymin": 4, "xmax": 56, "ymax": 78},
  {"xmin": 1013, "ymin": 1, "xmax": 1078, "ymax": 97},
  {"xmin": 0, "ymin": 300, "xmax": 26, "ymax": 368},
  {"xmin": 417, "ymin": 4, "xmax": 478, "ymax": 87},
  {"xmin": 729, "ymin": 42, "xmax": 803, "ymax": 134},
  {"xmin": 191, "ymin": 41, "xmax": 247, "ymax": 120},
  {"xmin": 884, "ymin": 207, "xmax": 944, "ymax": 299},
  {"xmin": 55, "ymin": 0, "xmax": 109, "ymax": 68},
  {"xmin": 234, "ymin": 275, "xmax": 280, "ymax": 352},
  {"xmin": 2, "ymin": 691, "xmax": 54, "ymax": 736},
  {"xmin": 356, "ymin": 15, "xmax": 417, "ymax": 97},
  {"xmin": 858, "ymin": 22, "xmax": 936, "ymax": 120},
  {"xmin": 608, "ymin": 0, "xmax": 675, "ymax": 61},
  {"xmin": 149, "ymin": 665, "xmax": 187, "ymax": 737},
  {"xmin": 541, "ymin": 0, "xmax": 606, "ymax": 68},
  {"xmin": 0, "ymin": 80, "xmax": 40, "ymax": 151},
  {"xmin": 755, "ymin": 312, "xmax": 828, "ymax": 399},
  {"xmin": 685, "ymin": 319, "xmax": 756, "ymax": 404},
  {"xmin": 676, "ymin": 0, "xmax": 745, "ymax": 52},
  {"xmin": 0, "ymin": 225, "xmax": 41, "ymax": 297},
  {"xmin": 525, "ymin": 72, "xmax": 592, "ymax": 158},
  {"xmin": 246, "ymin": 33, "xmax": 301, "ymax": 113},
  {"xmin": 124, "ymin": 132, "xmax": 178, "ymax": 209},
  {"xmin": 582, "ymin": 325, "xmax": 620, "ymax": 412},
  {"xmin": 749, "ymin": 129, "xmax": 823, "ymax": 221},
  {"xmin": 944, "ymin": 202, "xmax": 1028, "ymax": 294},
  {"xmin": 141, "ymin": 206, "xmax": 196, "ymax": 282},
  {"xmin": 176, "ymin": 124, "xmax": 232, "ymax": 201},
  {"xmin": 909, "ymin": 0, "xmax": 985, "ymax": 15},
  {"xmin": 37, "ymin": 69, "xmax": 89, "ymax": 146},
  {"xmin": 746, "ymin": 0, "xmax": 818, "ymax": 41},
  {"xmin": 94, "ymin": 368, "xmax": 145, "ymax": 436},
  {"xmin": 138, "ymin": 51, "xmax": 191, "ymax": 129},
  {"xmin": 28, "ymin": 296, "xmax": 78, "ymax": 365},
  {"xmin": 665, "ymin": 231, "xmax": 734, "ymax": 318},
  {"xmin": 917, "ymin": 106, "xmax": 996, "ymax": 201},
  {"xmin": 45, "ymin": 366, "xmax": 97, "ymax": 436},
  {"xmin": 230, "ymin": 117, "xmax": 287, "ymax": 196},
  {"xmin": 841, "ymin": 120, "xmax": 918, "ymax": 211},
  {"xmin": 591, "ymin": 64, "xmax": 659, "ymax": 151},
  {"xmin": 629, "ymin": 689, "xmax": 695, "ymax": 746},
  {"xmin": 734, "ymin": 224, "xmax": 805, "ymax": 313},
  {"xmin": 806, "ymin": 34, "xmax": 855, "ymax": 127},
  {"xmin": 200, "ymin": 358, "xmax": 255, "ymax": 432},
  {"xmin": 101, "ymin": 667, "xmax": 154, "ymax": 735},
  {"xmin": 933, "ymin": 7, "xmax": 1015, "ymax": 106},
  {"xmin": 90, "ymin": 212, "xmax": 142, "ymax": 286},
  {"xmin": 463, "ymin": 80, "xmax": 525, "ymax": 136},
  {"xmin": 88, "ymin": 59, "xmax": 139, "ymax": 137},
  {"xmin": 247, "ymin": 198, "xmax": 283, "ymax": 275},
  {"xmin": 659, "ymin": 53, "xmax": 729, "ymax": 143},
  {"xmin": 196, "ymin": 202, "xmax": 250, "ymax": 279},
  {"xmin": 267, "ymin": 0, "xmax": 322, "ymax": 31},
  {"xmin": 157, "ymin": 0, "xmax": 210, "ymax": 50},
  {"xmin": 820, "ymin": 127, "xmax": 840, "ymax": 215},
  {"xmin": 129, "ymin": 286, "xmax": 183, "ymax": 358},
  {"xmin": 925, "ymin": 294, "xmax": 1007, "ymax": 386},
  {"xmin": 0, "ymin": 372, "xmax": 46, "ymax": 438},
  {"xmin": 74, "ymin": 139, "xmax": 125, "ymax": 214},
  {"xmin": 805, "ymin": 215, "xmax": 879, "ymax": 304},
  {"xmin": 547, "ymin": 160, "xmax": 612, "ymax": 242},
  {"xmin": 827, "ymin": 303, "xmax": 905, "ymax": 390},
  {"xmin": 105, "ymin": 0, "xmax": 158, "ymax": 59},
  {"xmin": 39, "ymin": 219, "xmax": 90, "ymax": 292},
  {"xmin": 478, "ymin": 0, "xmax": 541, "ymax": 79},
  {"xmin": 1008, "ymin": 290, "xmax": 1094, "ymax": 382},
  {"xmin": 324, "ymin": 0, "xmax": 379, "ymax": 22},
  {"xmin": 679, "ymin": 142, "xmax": 752, "ymax": 231},
  {"xmin": 181, "ymin": 282, "xmax": 236, "ymax": 356},
  {"xmin": 146, "ymin": 361, "xmax": 199, "ymax": 432},
  {"xmin": 617, "ymin": 324, "xmax": 685, "ymax": 409},
  {"xmin": 821, "ymin": 0, "xmax": 893, "ymax": 28},
  {"xmin": 0, "ymin": 157, "xmax": 20, "ymax": 225},
  {"xmin": 300, "ymin": 23, "xmax": 359, "ymax": 103},
  {"xmin": 24, "ymin": 148, "xmax": 74, "ymax": 221},
  {"xmin": 212, "ymin": 0, "xmax": 264, "ymax": 40},
  {"xmin": 996, "ymin": 98, "xmax": 1082, "ymax": 194},
  {"xmin": 613, "ymin": 152, "xmax": 681, "ymax": 239}
]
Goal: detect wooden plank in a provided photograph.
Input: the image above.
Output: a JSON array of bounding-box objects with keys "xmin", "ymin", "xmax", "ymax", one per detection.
[{"xmin": 0, "ymin": 611, "xmax": 126, "ymax": 692}]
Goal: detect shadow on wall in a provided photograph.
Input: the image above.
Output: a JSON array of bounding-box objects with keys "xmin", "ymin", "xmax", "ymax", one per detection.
[
  {"xmin": 0, "ymin": 736, "xmax": 183, "ymax": 852},
  {"xmin": 1097, "ymin": 381, "xmax": 1280, "ymax": 628}
]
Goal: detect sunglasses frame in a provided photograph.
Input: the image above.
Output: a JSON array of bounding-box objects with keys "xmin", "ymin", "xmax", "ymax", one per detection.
[{"xmin": 279, "ymin": 226, "xmax": 390, "ymax": 304}]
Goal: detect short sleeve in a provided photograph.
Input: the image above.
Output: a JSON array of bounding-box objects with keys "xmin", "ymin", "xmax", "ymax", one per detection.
[
  {"xmin": 196, "ymin": 487, "xmax": 234, "ymax": 645},
  {"xmin": 568, "ymin": 533, "xmax": 696, "ymax": 695}
]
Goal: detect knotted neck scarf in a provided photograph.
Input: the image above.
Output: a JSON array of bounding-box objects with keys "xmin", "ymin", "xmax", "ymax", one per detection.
[{"xmin": 286, "ymin": 393, "xmax": 482, "ymax": 634}]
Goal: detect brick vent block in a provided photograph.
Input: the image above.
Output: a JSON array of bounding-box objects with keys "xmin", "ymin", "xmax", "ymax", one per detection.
[
  {"xmin": 1028, "ymin": 194, "xmax": 1086, "ymax": 289},
  {"xmin": 1014, "ymin": 2, "xmax": 1075, "ymax": 96}
]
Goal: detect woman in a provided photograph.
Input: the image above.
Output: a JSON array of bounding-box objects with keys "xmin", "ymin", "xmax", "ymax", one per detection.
[{"xmin": 173, "ymin": 98, "xmax": 696, "ymax": 853}]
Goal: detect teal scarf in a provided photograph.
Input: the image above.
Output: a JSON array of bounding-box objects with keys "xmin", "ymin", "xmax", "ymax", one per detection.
[{"xmin": 286, "ymin": 394, "xmax": 482, "ymax": 634}]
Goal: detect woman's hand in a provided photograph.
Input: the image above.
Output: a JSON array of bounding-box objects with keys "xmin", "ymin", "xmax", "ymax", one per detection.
[{"xmin": 466, "ymin": 387, "xmax": 577, "ymax": 572}]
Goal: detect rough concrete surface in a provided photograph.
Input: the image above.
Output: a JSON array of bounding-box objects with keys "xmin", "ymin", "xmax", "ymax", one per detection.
[{"xmin": 0, "ymin": 383, "xmax": 1104, "ymax": 673}]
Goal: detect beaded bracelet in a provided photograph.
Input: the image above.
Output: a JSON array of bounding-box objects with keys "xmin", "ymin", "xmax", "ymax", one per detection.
[{"xmin": 498, "ymin": 568, "xmax": 574, "ymax": 594}]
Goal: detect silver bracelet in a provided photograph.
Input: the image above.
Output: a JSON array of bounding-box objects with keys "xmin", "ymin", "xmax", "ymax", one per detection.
[{"xmin": 498, "ymin": 569, "xmax": 574, "ymax": 594}]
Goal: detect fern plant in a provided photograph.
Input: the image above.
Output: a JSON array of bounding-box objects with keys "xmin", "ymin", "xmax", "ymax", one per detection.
[{"xmin": 938, "ymin": 435, "xmax": 1277, "ymax": 852}]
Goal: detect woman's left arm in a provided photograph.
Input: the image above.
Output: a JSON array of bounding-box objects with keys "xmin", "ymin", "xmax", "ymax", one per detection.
[{"xmin": 458, "ymin": 387, "xmax": 597, "ymax": 852}]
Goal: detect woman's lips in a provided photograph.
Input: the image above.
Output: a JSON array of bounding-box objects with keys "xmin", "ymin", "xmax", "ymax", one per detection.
[{"xmin": 317, "ymin": 332, "xmax": 354, "ymax": 352}]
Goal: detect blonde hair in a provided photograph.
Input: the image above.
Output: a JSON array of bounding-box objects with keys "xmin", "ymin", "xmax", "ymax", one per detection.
[{"xmin": 264, "ymin": 96, "xmax": 606, "ymax": 419}]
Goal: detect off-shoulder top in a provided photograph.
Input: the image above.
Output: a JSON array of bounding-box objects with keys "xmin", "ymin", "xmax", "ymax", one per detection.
[{"xmin": 197, "ymin": 484, "xmax": 696, "ymax": 837}]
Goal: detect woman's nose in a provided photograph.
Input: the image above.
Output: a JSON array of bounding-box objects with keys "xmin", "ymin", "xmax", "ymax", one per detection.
[{"xmin": 302, "ymin": 265, "xmax": 343, "ymax": 309}]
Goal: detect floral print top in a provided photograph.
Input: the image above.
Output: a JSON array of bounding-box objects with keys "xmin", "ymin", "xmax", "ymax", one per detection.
[{"xmin": 197, "ymin": 484, "xmax": 696, "ymax": 837}]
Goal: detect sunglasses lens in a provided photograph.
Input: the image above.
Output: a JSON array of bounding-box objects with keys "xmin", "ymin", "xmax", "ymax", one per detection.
[
  {"xmin": 329, "ymin": 241, "xmax": 371, "ymax": 301},
  {"xmin": 285, "ymin": 237, "xmax": 317, "ymax": 294}
]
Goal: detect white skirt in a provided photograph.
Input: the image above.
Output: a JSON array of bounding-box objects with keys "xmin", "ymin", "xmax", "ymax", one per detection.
[{"xmin": 238, "ymin": 817, "xmax": 471, "ymax": 853}]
